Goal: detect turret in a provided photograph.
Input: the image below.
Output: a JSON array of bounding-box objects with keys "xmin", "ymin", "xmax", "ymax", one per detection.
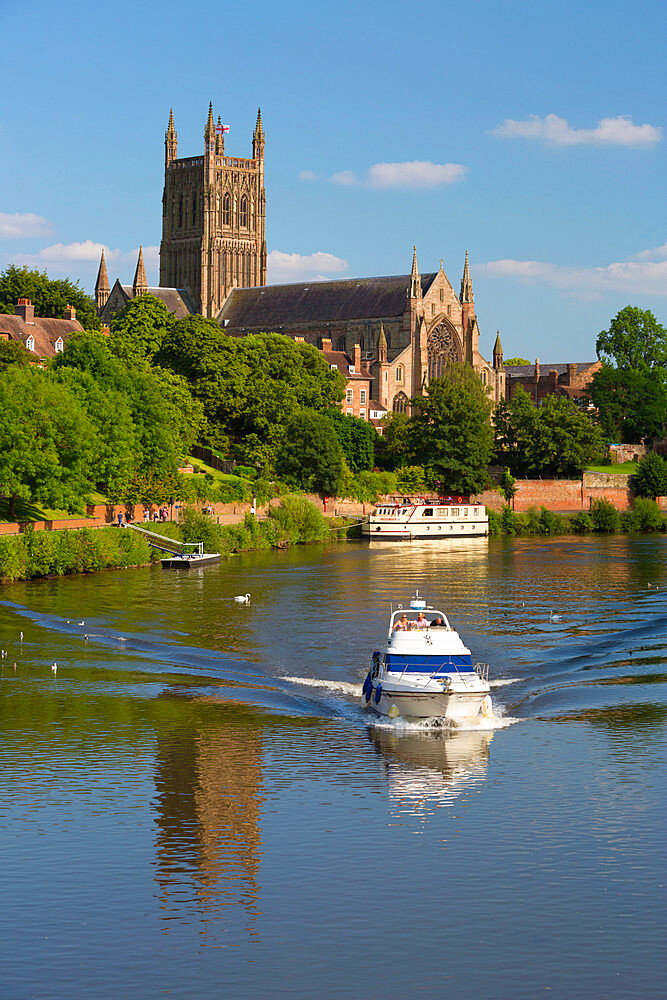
[
  {"xmin": 460, "ymin": 249, "xmax": 474, "ymax": 304},
  {"xmin": 409, "ymin": 245, "xmax": 421, "ymax": 300},
  {"xmin": 378, "ymin": 322, "xmax": 387, "ymax": 363},
  {"xmin": 253, "ymin": 107, "xmax": 265, "ymax": 160},
  {"xmin": 165, "ymin": 108, "xmax": 177, "ymax": 168},
  {"xmin": 493, "ymin": 331, "xmax": 503, "ymax": 370},
  {"xmin": 133, "ymin": 246, "xmax": 148, "ymax": 297},
  {"xmin": 215, "ymin": 115, "xmax": 225, "ymax": 156},
  {"xmin": 204, "ymin": 102, "xmax": 215, "ymax": 153},
  {"xmin": 95, "ymin": 250, "xmax": 110, "ymax": 313}
]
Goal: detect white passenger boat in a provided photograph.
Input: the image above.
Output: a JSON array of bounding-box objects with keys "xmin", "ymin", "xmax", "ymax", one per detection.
[
  {"xmin": 362, "ymin": 495, "xmax": 488, "ymax": 540},
  {"xmin": 362, "ymin": 592, "xmax": 492, "ymax": 723}
]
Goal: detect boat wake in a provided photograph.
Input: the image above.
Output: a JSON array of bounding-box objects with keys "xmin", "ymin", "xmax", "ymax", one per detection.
[{"xmin": 280, "ymin": 675, "xmax": 363, "ymax": 697}]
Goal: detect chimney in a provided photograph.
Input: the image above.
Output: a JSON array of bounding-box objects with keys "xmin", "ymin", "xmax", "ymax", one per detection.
[
  {"xmin": 566, "ymin": 362, "xmax": 577, "ymax": 383},
  {"xmin": 321, "ymin": 337, "xmax": 332, "ymax": 352},
  {"xmin": 550, "ymin": 369, "xmax": 558, "ymax": 389},
  {"xmin": 354, "ymin": 343, "xmax": 361, "ymax": 371},
  {"xmin": 534, "ymin": 358, "xmax": 540, "ymax": 380},
  {"xmin": 63, "ymin": 304, "xmax": 76, "ymax": 320},
  {"xmin": 16, "ymin": 298, "xmax": 35, "ymax": 324}
]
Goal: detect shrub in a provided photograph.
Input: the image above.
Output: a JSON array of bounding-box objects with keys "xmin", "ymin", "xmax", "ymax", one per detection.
[
  {"xmin": 538, "ymin": 507, "xmax": 569, "ymax": 534},
  {"xmin": 268, "ymin": 495, "xmax": 328, "ymax": 543},
  {"xmin": 525, "ymin": 506, "xmax": 541, "ymax": 534},
  {"xmin": 487, "ymin": 508, "xmax": 502, "ymax": 535},
  {"xmin": 234, "ymin": 465, "xmax": 257, "ymax": 481},
  {"xmin": 571, "ymin": 511, "xmax": 594, "ymax": 533},
  {"xmin": 632, "ymin": 452, "xmax": 667, "ymax": 500},
  {"xmin": 630, "ymin": 497, "xmax": 664, "ymax": 532},
  {"xmin": 590, "ymin": 498, "xmax": 620, "ymax": 533},
  {"xmin": 501, "ymin": 505, "xmax": 517, "ymax": 535},
  {"xmin": 350, "ymin": 470, "xmax": 397, "ymax": 502}
]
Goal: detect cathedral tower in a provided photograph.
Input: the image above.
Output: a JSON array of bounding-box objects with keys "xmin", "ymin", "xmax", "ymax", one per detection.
[{"xmin": 159, "ymin": 104, "xmax": 267, "ymax": 318}]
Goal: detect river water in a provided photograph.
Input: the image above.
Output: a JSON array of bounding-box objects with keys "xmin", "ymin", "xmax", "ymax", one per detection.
[{"xmin": 0, "ymin": 536, "xmax": 665, "ymax": 999}]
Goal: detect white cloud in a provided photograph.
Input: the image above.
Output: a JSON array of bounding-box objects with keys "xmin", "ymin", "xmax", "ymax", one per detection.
[
  {"xmin": 298, "ymin": 169, "xmax": 318, "ymax": 181},
  {"xmin": 628, "ymin": 242, "xmax": 667, "ymax": 262},
  {"xmin": 367, "ymin": 160, "xmax": 467, "ymax": 188},
  {"xmin": 0, "ymin": 212, "xmax": 52, "ymax": 238},
  {"xmin": 15, "ymin": 241, "xmax": 159, "ymax": 271},
  {"xmin": 491, "ymin": 114, "xmax": 662, "ymax": 147},
  {"xmin": 478, "ymin": 246, "xmax": 667, "ymax": 298},
  {"xmin": 330, "ymin": 170, "xmax": 357, "ymax": 186},
  {"xmin": 268, "ymin": 250, "xmax": 349, "ymax": 284}
]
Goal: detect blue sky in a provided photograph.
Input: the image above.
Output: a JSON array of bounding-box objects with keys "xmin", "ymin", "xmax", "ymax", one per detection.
[{"xmin": 1, "ymin": 0, "xmax": 665, "ymax": 361}]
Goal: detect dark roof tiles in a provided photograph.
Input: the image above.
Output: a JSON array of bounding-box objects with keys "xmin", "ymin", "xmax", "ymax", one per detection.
[{"xmin": 0, "ymin": 313, "xmax": 83, "ymax": 358}]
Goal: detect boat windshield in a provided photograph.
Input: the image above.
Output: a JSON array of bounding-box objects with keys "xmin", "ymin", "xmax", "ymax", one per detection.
[{"xmin": 389, "ymin": 610, "xmax": 450, "ymax": 632}]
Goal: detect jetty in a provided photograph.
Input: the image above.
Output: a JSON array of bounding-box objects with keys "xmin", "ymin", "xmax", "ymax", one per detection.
[{"xmin": 127, "ymin": 524, "xmax": 220, "ymax": 568}]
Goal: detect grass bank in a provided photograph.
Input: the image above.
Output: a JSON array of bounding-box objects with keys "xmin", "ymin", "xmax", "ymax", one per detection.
[
  {"xmin": 488, "ymin": 498, "xmax": 665, "ymax": 536},
  {"xmin": 0, "ymin": 524, "xmax": 159, "ymax": 583}
]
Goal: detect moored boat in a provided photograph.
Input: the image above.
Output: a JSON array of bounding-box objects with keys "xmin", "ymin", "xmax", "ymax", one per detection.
[
  {"xmin": 362, "ymin": 592, "xmax": 492, "ymax": 723},
  {"xmin": 361, "ymin": 495, "xmax": 488, "ymax": 540}
]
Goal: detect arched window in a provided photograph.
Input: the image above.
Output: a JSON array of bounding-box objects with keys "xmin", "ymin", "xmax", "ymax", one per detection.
[
  {"xmin": 427, "ymin": 322, "xmax": 459, "ymax": 381},
  {"xmin": 223, "ymin": 193, "xmax": 231, "ymax": 225},
  {"xmin": 26, "ymin": 335, "xmax": 35, "ymax": 352},
  {"xmin": 393, "ymin": 391, "xmax": 409, "ymax": 414},
  {"xmin": 192, "ymin": 193, "xmax": 197, "ymax": 226},
  {"xmin": 178, "ymin": 196, "xmax": 183, "ymax": 229},
  {"xmin": 439, "ymin": 288, "xmax": 444, "ymax": 302},
  {"xmin": 481, "ymin": 370, "xmax": 487, "ymax": 385},
  {"xmin": 240, "ymin": 195, "xmax": 248, "ymax": 228},
  {"xmin": 395, "ymin": 365, "xmax": 403, "ymax": 383}
]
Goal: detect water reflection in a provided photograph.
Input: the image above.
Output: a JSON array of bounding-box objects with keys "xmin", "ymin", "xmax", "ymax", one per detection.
[
  {"xmin": 368, "ymin": 726, "xmax": 493, "ymax": 819},
  {"xmin": 153, "ymin": 708, "xmax": 264, "ymax": 928}
]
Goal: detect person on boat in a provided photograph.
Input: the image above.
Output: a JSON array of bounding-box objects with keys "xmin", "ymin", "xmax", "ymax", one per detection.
[
  {"xmin": 414, "ymin": 611, "xmax": 428, "ymax": 629},
  {"xmin": 394, "ymin": 614, "xmax": 409, "ymax": 631},
  {"xmin": 430, "ymin": 616, "xmax": 445, "ymax": 627}
]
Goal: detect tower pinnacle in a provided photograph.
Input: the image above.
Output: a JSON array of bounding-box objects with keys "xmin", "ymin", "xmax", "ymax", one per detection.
[
  {"xmin": 204, "ymin": 102, "xmax": 215, "ymax": 142},
  {"xmin": 409, "ymin": 245, "xmax": 421, "ymax": 299},
  {"xmin": 133, "ymin": 246, "xmax": 148, "ymax": 297},
  {"xmin": 165, "ymin": 107, "xmax": 178, "ymax": 166},
  {"xmin": 253, "ymin": 107, "xmax": 265, "ymax": 159},
  {"xmin": 460, "ymin": 249, "xmax": 474, "ymax": 303},
  {"xmin": 95, "ymin": 250, "xmax": 110, "ymax": 312}
]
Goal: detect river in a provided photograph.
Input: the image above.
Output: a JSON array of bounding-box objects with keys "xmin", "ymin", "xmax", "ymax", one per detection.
[{"xmin": 0, "ymin": 535, "xmax": 665, "ymax": 999}]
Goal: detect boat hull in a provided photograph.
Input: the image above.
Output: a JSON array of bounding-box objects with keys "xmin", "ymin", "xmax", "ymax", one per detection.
[
  {"xmin": 362, "ymin": 521, "xmax": 488, "ymax": 540},
  {"xmin": 367, "ymin": 682, "xmax": 491, "ymax": 722}
]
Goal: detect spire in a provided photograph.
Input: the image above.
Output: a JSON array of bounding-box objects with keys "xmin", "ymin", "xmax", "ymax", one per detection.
[
  {"xmin": 95, "ymin": 250, "xmax": 110, "ymax": 312},
  {"xmin": 165, "ymin": 107, "xmax": 178, "ymax": 166},
  {"xmin": 460, "ymin": 249, "xmax": 474, "ymax": 303},
  {"xmin": 253, "ymin": 107, "xmax": 265, "ymax": 159},
  {"xmin": 493, "ymin": 330, "xmax": 503, "ymax": 370},
  {"xmin": 409, "ymin": 245, "xmax": 421, "ymax": 299},
  {"xmin": 133, "ymin": 246, "xmax": 148, "ymax": 297},
  {"xmin": 378, "ymin": 322, "xmax": 387, "ymax": 363},
  {"xmin": 216, "ymin": 114, "xmax": 225, "ymax": 154},
  {"xmin": 204, "ymin": 101, "xmax": 215, "ymax": 142}
]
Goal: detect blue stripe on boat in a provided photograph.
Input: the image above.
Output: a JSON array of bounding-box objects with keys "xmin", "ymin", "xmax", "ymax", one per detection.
[{"xmin": 385, "ymin": 653, "xmax": 474, "ymax": 673}]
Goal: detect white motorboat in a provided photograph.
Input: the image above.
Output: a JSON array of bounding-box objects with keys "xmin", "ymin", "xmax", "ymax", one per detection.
[
  {"xmin": 362, "ymin": 495, "xmax": 488, "ymax": 540},
  {"xmin": 362, "ymin": 592, "xmax": 493, "ymax": 723}
]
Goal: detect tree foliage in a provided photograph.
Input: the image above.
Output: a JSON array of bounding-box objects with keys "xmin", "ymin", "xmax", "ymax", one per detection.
[
  {"xmin": 0, "ymin": 338, "xmax": 32, "ymax": 371},
  {"xmin": 0, "ymin": 264, "xmax": 100, "ymax": 330},
  {"xmin": 587, "ymin": 364, "xmax": 667, "ymax": 444},
  {"xmin": 411, "ymin": 363, "xmax": 493, "ymax": 495},
  {"xmin": 503, "ymin": 357, "xmax": 531, "ymax": 366},
  {"xmin": 108, "ymin": 294, "xmax": 175, "ymax": 362},
  {"xmin": 631, "ymin": 452, "xmax": 667, "ymax": 500},
  {"xmin": 495, "ymin": 387, "xmax": 605, "ymax": 476},
  {"xmin": 329, "ymin": 411, "xmax": 375, "ymax": 473},
  {"xmin": 596, "ymin": 306, "xmax": 667, "ymax": 376},
  {"xmin": 275, "ymin": 409, "xmax": 345, "ymax": 498}
]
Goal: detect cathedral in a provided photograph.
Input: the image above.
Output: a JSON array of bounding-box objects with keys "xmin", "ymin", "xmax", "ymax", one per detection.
[{"xmin": 95, "ymin": 104, "xmax": 505, "ymax": 411}]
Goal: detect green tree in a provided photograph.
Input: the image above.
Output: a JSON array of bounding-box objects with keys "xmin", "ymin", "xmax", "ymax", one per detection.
[
  {"xmin": 503, "ymin": 357, "xmax": 531, "ymax": 366},
  {"xmin": 329, "ymin": 411, "xmax": 375, "ymax": 473},
  {"xmin": 108, "ymin": 294, "xmax": 175, "ymax": 362},
  {"xmin": 411, "ymin": 363, "xmax": 493, "ymax": 495},
  {"xmin": 587, "ymin": 364, "xmax": 667, "ymax": 443},
  {"xmin": 0, "ymin": 338, "xmax": 32, "ymax": 371},
  {"xmin": 494, "ymin": 387, "xmax": 545, "ymax": 476},
  {"xmin": 596, "ymin": 306, "xmax": 667, "ymax": 377},
  {"xmin": 0, "ymin": 264, "xmax": 100, "ymax": 330},
  {"xmin": 0, "ymin": 367, "xmax": 97, "ymax": 515},
  {"xmin": 376, "ymin": 412, "xmax": 412, "ymax": 470},
  {"xmin": 631, "ymin": 452, "xmax": 667, "ymax": 500},
  {"xmin": 275, "ymin": 409, "xmax": 345, "ymax": 498},
  {"xmin": 500, "ymin": 467, "xmax": 517, "ymax": 504}
]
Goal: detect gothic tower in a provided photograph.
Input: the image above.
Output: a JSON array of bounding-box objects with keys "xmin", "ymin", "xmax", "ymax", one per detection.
[{"xmin": 159, "ymin": 104, "xmax": 267, "ymax": 318}]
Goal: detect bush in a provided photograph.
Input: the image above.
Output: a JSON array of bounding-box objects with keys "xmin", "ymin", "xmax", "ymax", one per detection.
[
  {"xmin": 590, "ymin": 498, "xmax": 620, "ymax": 533},
  {"xmin": 234, "ymin": 465, "xmax": 258, "ymax": 481},
  {"xmin": 629, "ymin": 497, "xmax": 664, "ymax": 532},
  {"xmin": 525, "ymin": 506, "xmax": 541, "ymax": 534},
  {"xmin": 487, "ymin": 508, "xmax": 502, "ymax": 535},
  {"xmin": 501, "ymin": 505, "xmax": 517, "ymax": 535},
  {"xmin": 538, "ymin": 506, "xmax": 569, "ymax": 534},
  {"xmin": 0, "ymin": 525, "xmax": 153, "ymax": 582},
  {"xmin": 268, "ymin": 495, "xmax": 328, "ymax": 543},
  {"xmin": 571, "ymin": 511, "xmax": 594, "ymax": 533},
  {"xmin": 349, "ymin": 470, "xmax": 397, "ymax": 502},
  {"xmin": 632, "ymin": 452, "xmax": 667, "ymax": 500}
]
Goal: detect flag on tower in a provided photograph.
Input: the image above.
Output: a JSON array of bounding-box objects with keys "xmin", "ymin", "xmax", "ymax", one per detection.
[{"xmin": 216, "ymin": 123, "xmax": 230, "ymax": 134}]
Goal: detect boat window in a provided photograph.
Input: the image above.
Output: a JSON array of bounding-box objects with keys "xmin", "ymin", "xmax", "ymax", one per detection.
[
  {"xmin": 423, "ymin": 508, "xmax": 433, "ymax": 517},
  {"xmin": 451, "ymin": 507, "xmax": 459, "ymax": 516},
  {"xmin": 462, "ymin": 508, "xmax": 468, "ymax": 517},
  {"xmin": 437, "ymin": 507, "xmax": 447, "ymax": 516}
]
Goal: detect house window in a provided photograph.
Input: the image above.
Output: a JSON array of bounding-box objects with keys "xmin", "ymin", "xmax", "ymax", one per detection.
[
  {"xmin": 240, "ymin": 195, "xmax": 248, "ymax": 227},
  {"xmin": 396, "ymin": 366, "xmax": 403, "ymax": 383},
  {"xmin": 55, "ymin": 338, "xmax": 64, "ymax": 353},
  {"xmin": 360, "ymin": 389, "xmax": 367, "ymax": 404},
  {"xmin": 26, "ymin": 335, "xmax": 35, "ymax": 351},
  {"xmin": 223, "ymin": 193, "xmax": 231, "ymax": 225},
  {"xmin": 346, "ymin": 408, "xmax": 353, "ymax": 416},
  {"xmin": 359, "ymin": 408, "xmax": 366, "ymax": 420},
  {"xmin": 346, "ymin": 388, "xmax": 353, "ymax": 403}
]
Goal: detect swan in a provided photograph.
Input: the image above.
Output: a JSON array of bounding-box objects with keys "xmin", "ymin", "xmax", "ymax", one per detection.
[
  {"xmin": 549, "ymin": 611, "xmax": 563, "ymax": 622},
  {"xmin": 51, "ymin": 663, "xmax": 57, "ymax": 674},
  {"xmin": 234, "ymin": 593, "xmax": 251, "ymax": 604}
]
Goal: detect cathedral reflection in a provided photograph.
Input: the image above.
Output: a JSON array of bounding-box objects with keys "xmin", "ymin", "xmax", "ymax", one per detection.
[{"xmin": 152, "ymin": 707, "xmax": 264, "ymax": 927}]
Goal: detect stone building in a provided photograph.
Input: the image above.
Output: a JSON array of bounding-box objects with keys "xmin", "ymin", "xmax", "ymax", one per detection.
[
  {"xmin": 219, "ymin": 247, "xmax": 506, "ymax": 413},
  {"xmin": 96, "ymin": 247, "xmax": 194, "ymax": 324},
  {"xmin": 159, "ymin": 104, "xmax": 267, "ymax": 317},
  {"xmin": 505, "ymin": 359, "xmax": 601, "ymax": 405},
  {"xmin": 0, "ymin": 298, "xmax": 83, "ymax": 359}
]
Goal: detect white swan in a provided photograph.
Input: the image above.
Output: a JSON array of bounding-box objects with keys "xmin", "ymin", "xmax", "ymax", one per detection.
[
  {"xmin": 549, "ymin": 611, "xmax": 563, "ymax": 622},
  {"xmin": 51, "ymin": 663, "xmax": 57, "ymax": 674},
  {"xmin": 234, "ymin": 593, "xmax": 251, "ymax": 604}
]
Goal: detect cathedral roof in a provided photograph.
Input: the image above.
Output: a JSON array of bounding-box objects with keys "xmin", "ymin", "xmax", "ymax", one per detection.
[
  {"xmin": 117, "ymin": 285, "xmax": 196, "ymax": 319},
  {"xmin": 218, "ymin": 273, "xmax": 439, "ymax": 329}
]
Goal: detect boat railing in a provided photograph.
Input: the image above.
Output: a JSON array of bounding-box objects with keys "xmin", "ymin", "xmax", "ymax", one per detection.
[{"xmin": 474, "ymin": 663, "xmax": 489, "ymax": 682}]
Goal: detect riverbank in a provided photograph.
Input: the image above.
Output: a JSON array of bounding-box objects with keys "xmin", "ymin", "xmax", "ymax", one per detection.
[
  {"xmin": 488, "ymin": 497, "xmax": 666, "ymax": 535},
  {"xmin": 0, "ymin": 498, "xmax": 361, "ymax": 583}
]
